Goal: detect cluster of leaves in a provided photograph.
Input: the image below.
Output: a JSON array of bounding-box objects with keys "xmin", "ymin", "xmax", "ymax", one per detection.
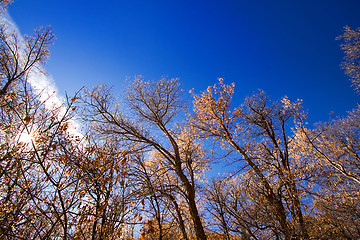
[{"xmin": 2, "ymin": 2, "xmax": 360, "ymax": 239}]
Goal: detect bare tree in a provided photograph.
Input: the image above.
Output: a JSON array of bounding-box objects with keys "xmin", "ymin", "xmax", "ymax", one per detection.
[{"xmin": 82, "ymin": 77, "xmax": 209, "ymax": 240}]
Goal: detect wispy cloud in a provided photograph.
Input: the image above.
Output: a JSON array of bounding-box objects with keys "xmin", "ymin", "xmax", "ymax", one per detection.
[
  {"xmin": 0, "ymin": 11, "xmax": 82, "ymax": 138},
  {"xmin": 1, "ymin": 12, "xmax": 62, "ymax": 107}
]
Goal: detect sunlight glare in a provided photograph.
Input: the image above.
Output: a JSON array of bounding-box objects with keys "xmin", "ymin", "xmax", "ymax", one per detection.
[{"xmin": 19, "ymin": 130, "xmax": 37, "ymax": 144}]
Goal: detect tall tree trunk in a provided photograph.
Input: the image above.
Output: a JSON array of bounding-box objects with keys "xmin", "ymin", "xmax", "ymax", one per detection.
[{"xmin": 185, "ymin": 183, "xmax": 207, "ymax": 240}]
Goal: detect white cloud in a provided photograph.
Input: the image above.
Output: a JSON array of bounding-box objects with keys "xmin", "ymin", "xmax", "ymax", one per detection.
[
  {"xmin": 1, "ymin": 12, "xmax": 62, "ymax": 107},
  {"xmin": 0, "ymin": 11, "xmax": 82, "ymax": 139}
]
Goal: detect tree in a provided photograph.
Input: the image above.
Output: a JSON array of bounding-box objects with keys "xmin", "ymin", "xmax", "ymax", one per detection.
[
  {"xmin": 82, "ymin": 77, "xmax": 209, "ymax": 240},
  {"xmin": 133, "ymin": 151, "xmax": 190, "ymax": 240},
  {"xmin": 0, "ymin": 79, "xmax": 82, "ymax": 239},
  {"xmin": 70, "ymin": 134, "xmax": 135, "ymax": 240},
  {"xmin": 293, "ymin": 106, "xmax": 360, "ymax": 239},
  {"xmin": 191, "ymin": 79, "xmax": 310, "ymax": 239},
  {"xmin": 0, "ymin": 3, "xmax": 134, "ymax": 239},
  {"xmin": 0, "ymin": 23, "xmax": 54, "ymax": 98},
  {"xmin": 280, "ymin": 26, "xmax": 360, "ymax": 239},
  {"xmin": 337, "ymin": 26, "xmax": 360, "ymax": 92},
  {"xmin": 0, "ymin": 3, "xmax": 75, "ymax": 238}
]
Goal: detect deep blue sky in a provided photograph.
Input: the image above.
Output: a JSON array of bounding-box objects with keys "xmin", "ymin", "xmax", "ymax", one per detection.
[{"xmin": 8, "ymin": 0, "xmax": 360, "ymax": 124}]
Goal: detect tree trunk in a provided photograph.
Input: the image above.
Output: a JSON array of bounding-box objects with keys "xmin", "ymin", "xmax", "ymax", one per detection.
[{"xmin": 185, "ymin": 184, "xmax": 207, "ymax": 240}]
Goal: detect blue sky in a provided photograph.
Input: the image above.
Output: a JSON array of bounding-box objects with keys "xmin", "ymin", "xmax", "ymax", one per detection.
[{"xmin": 8, "ymin": 0, "xmax": 360, "ymax": 124}]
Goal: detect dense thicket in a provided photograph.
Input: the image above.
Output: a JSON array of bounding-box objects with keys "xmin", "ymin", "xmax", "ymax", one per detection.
[{"xmin": 1, "ymin": 3, "xmax": 360, "ymax": 240}]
